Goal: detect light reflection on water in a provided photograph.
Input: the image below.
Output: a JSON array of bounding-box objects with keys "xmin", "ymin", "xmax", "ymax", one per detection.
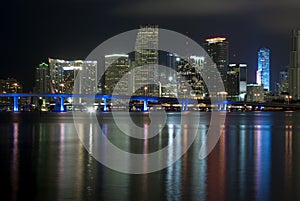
[{"xmin": 1, "ymin": 112, "xmax": 300, "ymax": 200}]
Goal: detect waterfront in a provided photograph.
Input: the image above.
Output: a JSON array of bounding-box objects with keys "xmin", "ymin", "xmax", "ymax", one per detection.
[{"xmin": 1, "ymin": 111, "xmax": 300, "ymax": 201}]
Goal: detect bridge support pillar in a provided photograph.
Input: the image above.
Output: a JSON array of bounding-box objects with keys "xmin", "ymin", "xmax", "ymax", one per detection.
[
  {"xmin": 185, "ymin": 100, "xmax": 189, "ymax": 111},
  {"xmin": 60, "ymin": 97, "xmax": 65, "ymax": 112},
  {"xmin": 182, "ymin": 100, "xmax": 189, "ymax": 111},
  {"xmin": 218, "ymin": 103, "xmax": 227, "ymax": 111},
  {"xmin": 143, "ymin": 99, "xmax": 148, "ymax": 112},
  {"xmin": 103, "ymin": 98, "xmax": 107, "ymax": 111},
  {"xmin": 13, "ymin": 96, "xmax": 19, "ymax": 112},
  {"xmin": 218, "ymin": 104, "xmax": 222, "ymax": 111}
]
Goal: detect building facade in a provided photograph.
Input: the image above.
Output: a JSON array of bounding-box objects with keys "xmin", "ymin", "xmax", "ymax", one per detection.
[
  {"xmin": 0, "ymin": 77, "xmax": 22, "ymax": 94},
  {"xmin": 288, "ymin": 29, "xmax": 300, "ymax": 100},
  {"xmin": 0, "ymin": 78, "xmax": 23, "ymax": 107},
  {"xmin": 257, "ymin": 48, "xmax": 270, "ymax": 91},
  {"xmin": 204, "ymin": 37, "xmax": 229, "ymax": 91},
  {"xmin": 49, "ymin": 58, "xmax": 97, "ymax": 94},
  {"xmin": 176, "ymin": 56, "xmax": 206, "ymax": 98},
  {"xmin": 247, "ymin": 84, "xmax": 265, "ymax": 102},
  {"xmin": 227, "ymin": 63, "xmax": 247, "ymax": 100},
  {"xmin": 34, "ymin": 62, "xmax": 50, "ymax": 94},
  {"xmin": 103, "ymin": 54, "xmax": 131, "ymax": 95},
  {"xmin": 134, "ymin": 25, "xmax": 159, "ymax": 96}
]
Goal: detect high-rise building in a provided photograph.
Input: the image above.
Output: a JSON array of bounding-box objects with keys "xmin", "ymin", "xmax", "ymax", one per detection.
[
  {"xmin": 257, "ymin": 48, "xmax": 270, "ymax": 91},
  {"xmin": 80, "ymin": 61, "xmax": 98, "ymax": 95},
  {"xmin": 277, "ymin": 70, "xmax": 289, "ymax": 98},
  {"xmin": 204, "ymin": 37, "xmax": 229, "ymax": 91},
  {"xmin": 288, "ymin": 29, "xmax": 300, "ymax": 100},
  {"xmin": 226, "ymin": 63, "xmax": 247, "ymax": 100},
  {"xmin": 49, "ymin": 58, "xmax": 97, "ymax": 94},
  {"xmin": 227, "ymin": 64, "xmax": 239, "ymax": 98},
  {"xmin": 104, "ymin": 54, "xmax": 131, "ymax": 95},
  {"xmin": 176, "ymin": 56, "xmax": 206, "ymax": 98},
  {"xmin": 239, "ymin": 64, "xmax": 247, "ymax": 99},
  {"xmin": 163, "ymin": 52, "xmax": 178, "ymax": 84},
  {"xmin": 134, "ymin": 25, "xmax": 159, "ymax": 96},
  {"xmin": 34, "ymin": 62, "xmax": 50, "ymax": 94}
]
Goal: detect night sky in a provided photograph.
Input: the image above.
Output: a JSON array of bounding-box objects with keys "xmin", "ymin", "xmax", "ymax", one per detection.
[{"xmin": 2, "ymin": 0, "xmax": 300, "ymax": 92}]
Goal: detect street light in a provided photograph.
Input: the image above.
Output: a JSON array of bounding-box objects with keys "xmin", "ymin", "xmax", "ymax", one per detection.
[
  {"xmin": 286, "ymin": 95, "xmax": 292, "ymax": 104},
  {"xmin": 254, "ymin": 93, "xmax": 260, "ymax": 102},
  {"xmin": 13, "ymin": 83, "xmax": 18, "ymax": 93},
  {"xmin": 59, "ymin": 83, "xmax": 64, "ymax": 93},
  {"xmin": 144, "ymin": 86, "xmax": 148, "ymax": 96}
]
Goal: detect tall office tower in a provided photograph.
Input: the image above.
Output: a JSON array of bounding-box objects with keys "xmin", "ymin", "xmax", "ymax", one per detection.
[
  {"xmin": 104, "ymin": 54, "xmax": 131, "ymax": 95},
  {"xmin": 80, "ymin": 61, "xmax": 98, "ymax": 94},
  {"xmin": 226, "ymin": 63, "xmax": 247, "ymax": 100},
  {"xmin": 239, "ymin": 64, "xmax": 247, "ymax": 99},
  {"xmin": 134, "ymin": 25, "xmax": 159, "ymax": 96},
  {"xmin": 204, "ymin": 37, "xmax": 229, "ymax": 91},
  {"xmin": 49, "ymin": 58, "xmax": 97, "ymax": 94},
  {"xmin": 257, "ymin": 48, "xmax": 270, "ymax": 91},
  {"xmin": 34, "ymin": 62, "xmax": 50, "ymax": 94},
  {"xmin": 164, "ymin": 53, "xmax": 178, "ymax": 83},
  {"xmin": 288, "ymin": 29, "xmax": 300, "ymax": 100},
  {"xmin": 227, "ymin": 64, "xmax": 239, "ymax": 99}
]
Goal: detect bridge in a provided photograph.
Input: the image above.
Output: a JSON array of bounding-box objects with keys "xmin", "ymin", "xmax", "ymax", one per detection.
[
  {"xmin": 3, "ymin": 93, "xmax": 296, "ymax": 113},
  {"xmin": 0, "ymin": 93, "xmax": 199, "ymax": 112}
]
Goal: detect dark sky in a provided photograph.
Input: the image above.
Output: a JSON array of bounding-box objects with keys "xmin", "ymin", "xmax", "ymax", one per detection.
[{"xmin": 2, "ymin": 0, "xmax": 300, "ymax": 92}]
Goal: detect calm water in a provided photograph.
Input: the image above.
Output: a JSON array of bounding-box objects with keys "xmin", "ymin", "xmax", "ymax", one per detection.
[{"xmin": 0, "ymin": 111, "xmax": 300, "ymax": 201}]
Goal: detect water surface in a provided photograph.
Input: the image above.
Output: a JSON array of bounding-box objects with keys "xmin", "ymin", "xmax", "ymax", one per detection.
[{"xmin": 0, "ymin": 111, "xmax": 300, "ymax": 201}]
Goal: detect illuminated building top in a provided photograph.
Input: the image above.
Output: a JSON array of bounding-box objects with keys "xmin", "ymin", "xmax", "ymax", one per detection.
[
  {"xmin": 205, "ymin": 37, "xmax": 227, "ymax": 44},
  {"xmin": 39, "ymin": 62, "xmax": 49, "ymax": 67},
  {"xmin": 105, "ymin": 54, "xmax": 129, "ymax": 58}
]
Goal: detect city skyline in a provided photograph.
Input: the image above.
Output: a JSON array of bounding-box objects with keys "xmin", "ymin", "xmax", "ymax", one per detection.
[
  {"xmin": 0, "ymin": 31, "xmax": 295, "ymax": 97},
  {"xmin": 0, "ymin": 30, "xmax": 292, "ymax": 91},
  {"xmin": 2, "ymin": 0, "xmax": 300, "ymax": 92},
  {"xmin": 1, "ymin": 30, "xmax": 288, "ymax": 92}
]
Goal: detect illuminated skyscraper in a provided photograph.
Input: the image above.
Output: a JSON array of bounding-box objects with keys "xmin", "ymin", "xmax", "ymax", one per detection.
[
  {"xmin": 204, "ymin": 37, "xmax": 229, "ymax": 91},
  {"xmin": 134, "ymin": 25, "xmax": 159, "ymax": 96},
  {"xmin": 49, "ymin": 58, "xmax": 97, "ymax": 94},
  {"xmin": 288, "ymin": 29, "xmax": 300, "ymax": 100},
  {"xmin": 257, "ymin": 48, "xmax": 270, "ymax": 91},
  {"xmin": 176, "ymin": 56, "xmax": 206, "ymax": 98},
  {"xmin": 34, "ymin": 62, "xmax": 50, "ymax": 94},
  {"xmin": 104, "ymin": 54, "xmax": 131, "ymax": 95},
  {"xmin": 227, "ymin": 63, "xmax": 247, "ymax": 100}
]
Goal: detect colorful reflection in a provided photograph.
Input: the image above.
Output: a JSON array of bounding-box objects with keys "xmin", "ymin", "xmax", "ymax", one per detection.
[{"xmin": 3, "ymin": 112, "xmax": 300, "ymax": 201}]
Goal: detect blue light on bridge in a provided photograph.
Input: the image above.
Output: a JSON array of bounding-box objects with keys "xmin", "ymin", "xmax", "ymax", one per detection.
[
  {"xmin": 13, "ymin": 97, "xmax": 19, "ymax": 112},
  {"xmin": 60, "ymin": 97, "xmax": 65, "ymax": 112},
  {"xmin": 143, "ymin": 99, "xmax": 148, "ymax": 112}
]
